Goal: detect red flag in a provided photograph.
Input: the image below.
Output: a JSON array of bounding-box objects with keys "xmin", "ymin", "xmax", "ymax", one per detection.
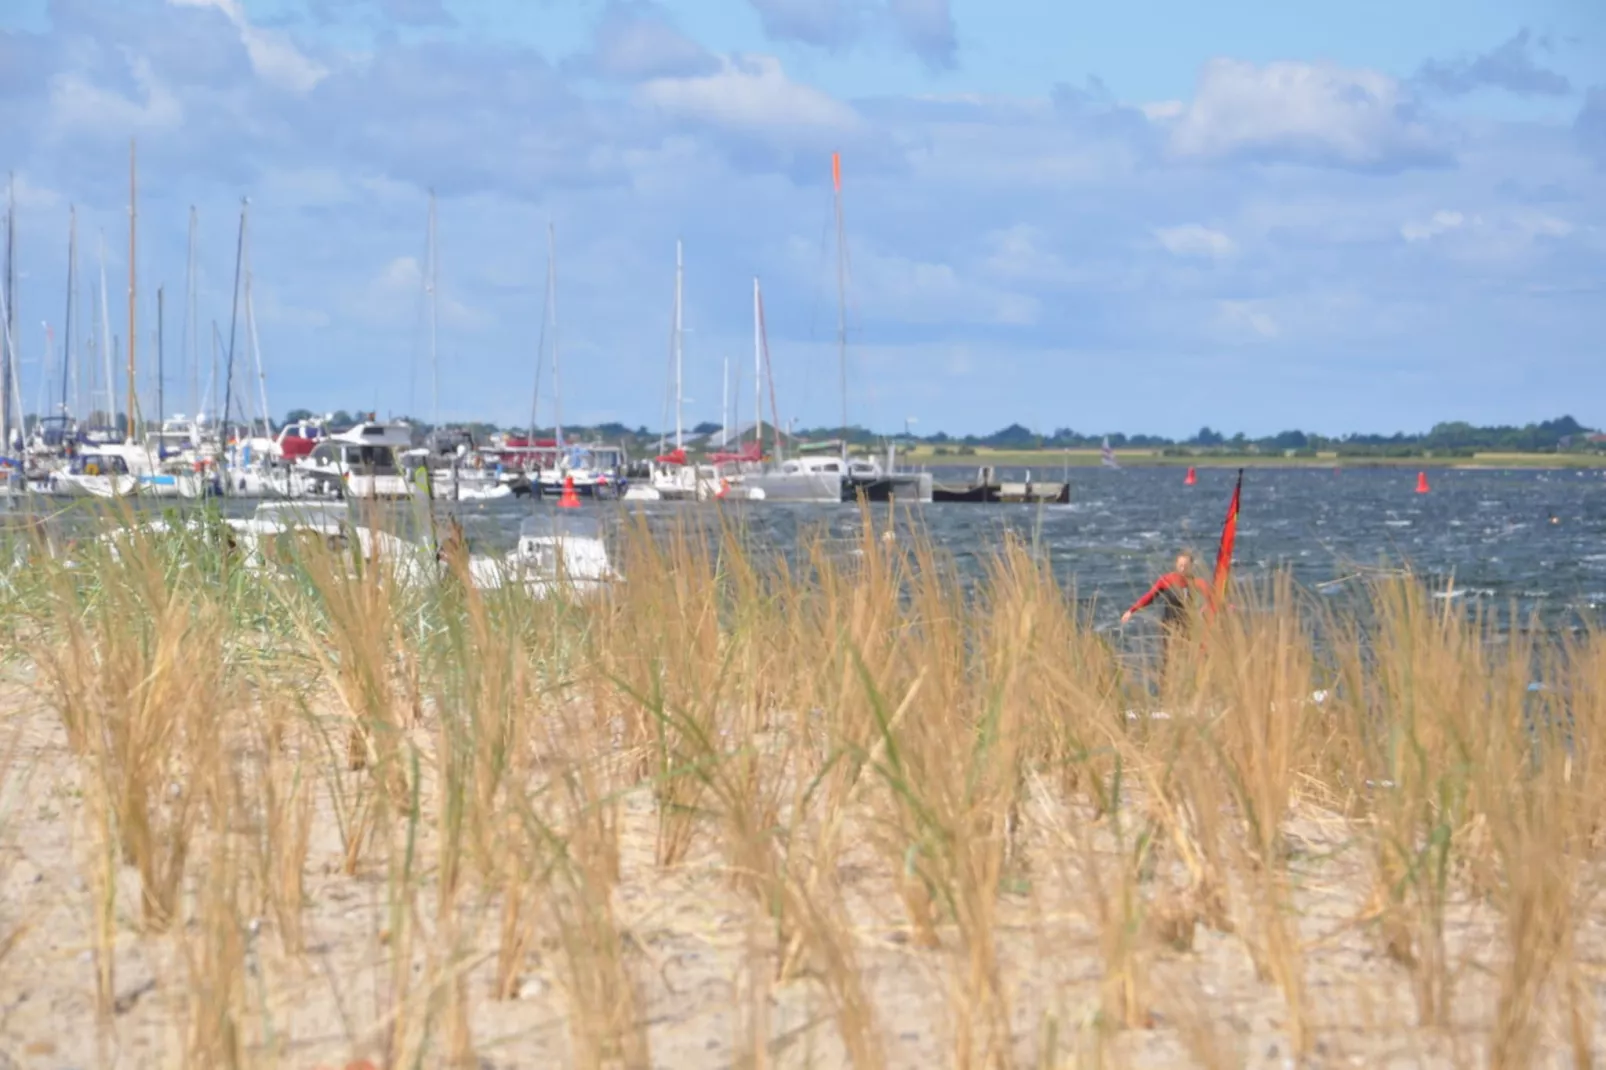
[{"xmin": 1212, "ymin": 468, "xmax": 1242, "ymax": 598}]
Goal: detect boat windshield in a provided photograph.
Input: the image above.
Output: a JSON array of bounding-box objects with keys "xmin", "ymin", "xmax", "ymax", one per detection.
[{"xmin": 519, "ymin": 514, "xmax": 603, "ymax": 541}]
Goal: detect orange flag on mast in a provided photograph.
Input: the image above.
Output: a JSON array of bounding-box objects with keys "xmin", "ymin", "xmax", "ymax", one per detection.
[
  {"xmin": 1212, "ymin": 468, "xmax": 1243, "ymax": 600},
  {"xmin": 831, "ymin": 151, "xmax": 841, "ymax": 192}
]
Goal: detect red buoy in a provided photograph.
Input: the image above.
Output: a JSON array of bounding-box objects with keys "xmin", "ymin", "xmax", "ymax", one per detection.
[
  {"xmin": 1415, "ymin": 471, "xmax": 1430, "ymax": 494},
  {"xmin": 1184, "ymin": 466, "xmax": 1197, "ymax": 486},
  {"xmin": 559, "ymin": 474, "xmax": 581, "ymax": 508}
]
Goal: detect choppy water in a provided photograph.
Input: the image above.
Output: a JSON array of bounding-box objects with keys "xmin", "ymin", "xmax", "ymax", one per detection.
[
  {"xmin": 448, "ymin": 466, "xmax": 1606, "ymax": 628},
  {"xmin": 21, "ymin": 465, "xmax": 1606, "ymax": 630}
]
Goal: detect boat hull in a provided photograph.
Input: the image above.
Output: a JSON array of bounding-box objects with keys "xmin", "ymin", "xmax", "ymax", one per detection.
[
  {"xmin": 845, "ymin": 472, "xmax": 933, "ymax": 503},
  {"xmin": 738, "ymin": 471, "xmax": 842, "ymax": 504}
]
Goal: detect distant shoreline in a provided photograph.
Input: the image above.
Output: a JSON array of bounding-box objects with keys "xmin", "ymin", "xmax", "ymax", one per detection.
[{"xmin": 899, "ymin": 448, "xmax": 1606, "ymax": 470}]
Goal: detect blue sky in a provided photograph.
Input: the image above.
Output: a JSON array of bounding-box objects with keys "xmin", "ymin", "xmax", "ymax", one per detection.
[{"xmin": 0, "ymin": 0, "xmax": 1602, "ymax": 437}]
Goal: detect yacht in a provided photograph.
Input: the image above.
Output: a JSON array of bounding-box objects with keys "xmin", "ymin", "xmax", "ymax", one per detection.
[{"xmin": 297, "ymin": 420, "xmax": 417, "ymax": 500}]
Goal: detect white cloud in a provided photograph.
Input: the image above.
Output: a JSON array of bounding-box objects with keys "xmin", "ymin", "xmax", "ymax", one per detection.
[
  {"xmin": 982, "ymin": 225, "xmax": 1076, "ymax": 284},
  {"xmin": 1215, "ymin": 299, "xmax": 1279, "ymax": 339},
  {"xmin": 169, "ymin": 0, "xmax": 328, "ymax": 94},
  {"xmin": 1154, "ymin": 222, "xmax": 1236, "ymax": 260},
  {"xmin": 1171, "ymin": 59, "xmax": 1446, "ymax": 170},
  {"xmin": 1401, "ymin": 209, "xmax": 1467, "ymax": 242},
  {"xmin": 1140, "ymin": 100, "xmax": 1185, "ymax": 121},
  {"xmin": 637, "ymin": 55, "xmax": 864, "ymax": 139},
  {"xmin": 49, "ymin": 57, "xmax": 184, "ymax": 134}
]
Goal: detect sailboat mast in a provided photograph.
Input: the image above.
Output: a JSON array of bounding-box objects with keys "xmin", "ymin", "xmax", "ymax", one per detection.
[
  {"xmin": 752, "ymin": 278, "xmax": 761, "ymax": 453},
  {"xmin": 184, "ymin": 206, "xmax": 198, "ymax": 418},
  {"xmin": 427, "ymin": 190, "xmax": 439, "ymax": 429},
  {"xmin": 3, "ymin": 173, "xmax": 15, "ymax": 451},
  {"xmin": 127, "ymin": 140, "xmax": 138, "ymax": 441},
  {"xmin": 156, "ymin": 286, "xmax": 164, "ymax": 433},
  {"xmin": 548, "ymin": 223, "xmax": 562, "ymax": 451},
  {"xmin": 673, "ymin": 238, "xmax": 683, "ymax": 451},
  {"xmin": 61, "ymin": 207, "xmax": 75, "ymax": 418},
  {"xmin": 221, "ymin": 199, "xmax": 247, "ymax": 456},
  {"xmin": 721, "ymin": 353, "xmax": 728, "ymax": 452},
  {"xmin": 98, "ymin": 238, "xmax": 114, "ymax": 431},
  {"xmin": 831, "ymin": 151, "xmax": 847, "ymax": 460},
  {"xmin": 246, "ymin": 233, "xmax": 271, "ymax": 436}
]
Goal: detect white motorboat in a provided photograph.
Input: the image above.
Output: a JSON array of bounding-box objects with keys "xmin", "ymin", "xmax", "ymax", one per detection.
[
  {"xmin": 296, "ymin": 420, "xmax": 417, "ymax": 500},
  {"xmin": 50, "ymin": 443, "xmax": 211, "ymax": 499}
]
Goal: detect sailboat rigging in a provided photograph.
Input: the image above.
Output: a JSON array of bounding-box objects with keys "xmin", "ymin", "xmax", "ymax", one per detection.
[{"xmin": 126, "ymin": 140, "xmax": 139, "ymax": 442}]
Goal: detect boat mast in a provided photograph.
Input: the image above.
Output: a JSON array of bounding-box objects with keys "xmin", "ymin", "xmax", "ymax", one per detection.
[
  {"xmin": 61, "ymin": 207, "xmax": 76, "ymax": 419},
  {"xmin": 156, "ymin": 286, "xmax": 164, "ymax": 435},
  {"xmin": 98, "ymin": 238, "xmax": 114, "ymax": 432},
  {"xmin": 3, "ymin": 173, "xmax": 15, "ymax": 451},
  {"xmin": 831, "ymin": 151, "xmax": 847, "ymax": 461},
  {"xmin": 183, "ymin": 206, "xmax": 198, "ymax": 419},
  {"xmin": 427, "ymin": 189, "xmax": 439, "ymax": 429},
  {"xmin": 752, "ymin": 278, "xmax": 761, "ymax": 454},
  {"xmin": 127, "ymin": 140, "xmax": 138, "ymax": 442},
  {"xmin": 721, "ymin": 353, "xmax": 728, "ymax": 453},
  {"xmin": 548, "ymin": 222, "xmax": 562, "ymax": 452},
  {"xmin": 221, "ymin": 199, "xmax": 247, "ymax": 461},
  {"xmin": 243, "ymin": 211, "xmax": 270, "ymax": 436},
  {"xmin": 673, "ymin": 238, "xmax": 683, "ymax": 451}
]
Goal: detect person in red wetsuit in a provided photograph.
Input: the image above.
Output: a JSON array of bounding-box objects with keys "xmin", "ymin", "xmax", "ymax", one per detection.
[{"xmin": 1121, "ymin": 551, "xmax": 1216, "ymax": 632}]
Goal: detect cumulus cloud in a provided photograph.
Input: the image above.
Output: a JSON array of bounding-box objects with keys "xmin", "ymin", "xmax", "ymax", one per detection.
[
  {"xmin": 1170, "ymin": 59, "xmax": 1450, "ymax": 171},
  {"xmin": 637, "ymin": 54, "xmax": 866, "ymax": 144},
  {"xmin": 1400, "ymin": 209, "xmax": 1467, "ymax": 242},
  {"xmin": 168, "ymin": 0, "xmax": 327, "ymax": 94},
  {"xmin": 1154, "ymin": 223, "xmax": 1236, "ymax": 260},
  {"xmin": 746, "ymin": 0, "xmax": 956, "ymax": 69},
  {"xmin": 1416, "ymin": 29, "xmax": 1570, "ymax": 97},
  {"xmin": 575, "ymin": 2, "xmax": 718, "ymax": 82},
  {"xmin": 49, "ymin": 56, "xmax": 184, "ymax": 135},
  {"xmin": 982, "ymin": 225, "xmax": 1076, "ymax": 285}
]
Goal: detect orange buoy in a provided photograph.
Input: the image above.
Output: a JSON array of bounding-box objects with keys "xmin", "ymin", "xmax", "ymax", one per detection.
[
  {"xmin": 558, "ymin": 475, "xmax": 581, "ymax": 508},
  {"xmin": 1415, "ymin": 471, "xmax": 1430, "ymax": 494},
  {"xmin": 715, "ymin": 478, "xmax": 729, "ymax": 500},
  {"xmin": 1184, "ymin": 466, "xmax": 1197, "ymax": 486}
]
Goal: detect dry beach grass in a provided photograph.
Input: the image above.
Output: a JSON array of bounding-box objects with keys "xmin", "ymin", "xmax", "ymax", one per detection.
[{"xmin": 0, "ymin": 503, "xmax": 1604, "ymax": 1068}]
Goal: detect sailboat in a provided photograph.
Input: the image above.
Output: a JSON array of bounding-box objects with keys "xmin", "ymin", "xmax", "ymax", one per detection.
[
  {"xmin": 1101, "ymin": 438, "xmax": 1120, "ymax": 469},
  {"xmin": 525, "ymin": 223, "xmax": 623, "ymax": 501},
  {"xmin": 627, "ymin": 240, "xmax": 721, "ymax": 502},
  {"xmin": 52, "ymin": 144, "xmax": 214, "ymax": 499},
  {"xmin": 726, "ymin": 277, "xmax": 839, "ymax": 503},
  {"xmin": 402, "ymin": 194, "xmax": 510, "ymax": 501}
]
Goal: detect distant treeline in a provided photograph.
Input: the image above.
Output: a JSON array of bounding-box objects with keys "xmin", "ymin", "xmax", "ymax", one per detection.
[{"xmin": 279, "ymin": 410, "xmax": 1598, "ymax": 457}]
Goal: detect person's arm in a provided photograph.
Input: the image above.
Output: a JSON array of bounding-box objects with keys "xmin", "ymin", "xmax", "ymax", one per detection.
[{"xmin": 1121, "ymin": 574, "xmax": 1175, "ymax": 623}]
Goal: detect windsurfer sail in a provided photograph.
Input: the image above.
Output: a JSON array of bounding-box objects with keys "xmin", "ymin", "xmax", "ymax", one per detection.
[
  {"xmin": 1212, "ymin": 468, "xmax": 1243, "ymax": 598},
  {"xmin": 1101, "ymin": 438, "xmax": 1119, "ymax": 469}
]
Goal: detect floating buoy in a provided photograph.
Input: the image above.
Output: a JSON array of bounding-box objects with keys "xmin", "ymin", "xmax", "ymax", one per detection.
[
  {"xmin": 1415, "ymin": 471, "xmax": 1430, "ymax": 494},
  {"xmin": 1184, "ymin": 466, "xmax": 1196, "ymax": 486},
  {"xmin": 716, "ymin": 478, "xmax": 729, "ymax": 500},
  {"xmin": 558, "ymin": 475, "xmax": 581, "ymax": 508}
]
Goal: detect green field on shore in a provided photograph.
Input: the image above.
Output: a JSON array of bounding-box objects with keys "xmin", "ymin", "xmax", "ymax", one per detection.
[{"xmin": 899, "ymin": 447, "xmax": 1606, "ymax": 470}]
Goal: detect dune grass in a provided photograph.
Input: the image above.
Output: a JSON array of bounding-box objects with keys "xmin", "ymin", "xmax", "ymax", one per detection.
[{"xmin": 0, "ymin": 501, "xmax": 1601, "ymax": 1067}]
